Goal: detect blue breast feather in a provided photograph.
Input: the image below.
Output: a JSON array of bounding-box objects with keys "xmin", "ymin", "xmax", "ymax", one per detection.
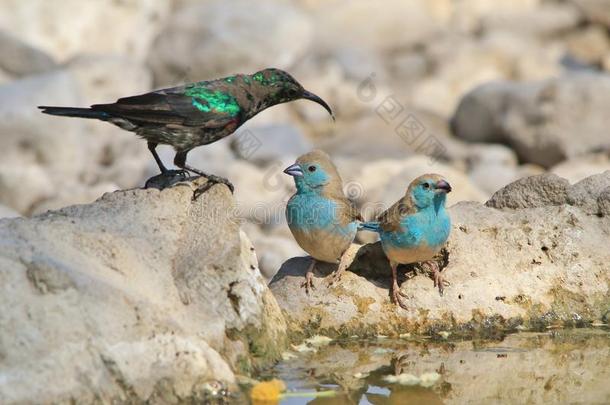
[
  {"xmin": 380, "ymin": 207, "xmax": 451, "ymax": 250},
  {"xmin": 287, "ymin": 194, "xmax": 356, "ymax": 237}
]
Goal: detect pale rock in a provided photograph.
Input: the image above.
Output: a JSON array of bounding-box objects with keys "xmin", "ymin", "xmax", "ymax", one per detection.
[
  {"xmin": 469, "ymin": 164, "xmax": 544, "ymax": 196},
  {"xmin": 313, "ymin": 0, "xmax": 451, "ymax": 53},
  {"xmin": 482, "ymin": 3, "xmax": 580, "ymax": 37},
  {"xmin": 227, "ymin": 160, "xmax": 294, "ymax": 231},
  {"xmin": 0, "ymin": 71, "xmax": 85, "ymax": 213},
  {"xmin": 0, "ymin": 164, "xmax": 54, "ymax": 213},
  {"xmin": 254, "ymin": 235, "xmax": 304, "ymax": 280},
  {"xmin": 565, "ymin": 25, "xmax": 610, "ymax": 66},
  {"xmin": 466, "ymin": 144, "xmax": 518, "ymax": 168},
  {"xmin": 66, "ymin": 54, "xmax": 153, "ymax": 189},
  {"xmin": 355, "ymin": 156, "xmax": 488, "ymax": 220},
  {"xmin": 449, "ymin": 0, "xmax": 541, "ymax": 33},
  {"xmin": 571, "ymin": 0, "xmax": 610, "ymax": 28},
  {"xmin": 149, "ymin": 0, "xmax": 313, "ymax": 86},
  {"xmin": 487, "ymin": 171, "xmax": 610, "ymax": 217},
  {"xmin": 418, "ymin": 33, "xmax": 562, "ymax": 117},
  {"xmin": 321, "ymin": 109, "xmax": 463, "ymax": 163},
  {"xmin": 566, "ymin": 171, "xmax": 610, "ymax": 216},
  {"xmin": 0, "ymin": 178, "xmax": 287, "ymax": 403},
  {"xmin": 270, "ymin": 173, "xmax": 610, "ymax": 336},
  {"xmin": 30, "ymin": 182, "xmax": 119, "ymax": 215},
  {"xmin": 66, "ymin": 54, "xmax": 152, "ymax": 103},
  {"xmin": 0, "ymin": 30, "xmax": 56, "ymax": 77},
  {"xmin": 452, "ymin": 74, "xmax": 610, "ymax": 167},
  {"xmin": 231, "ymin": 124, "xmax": 312, "ymax": 166},
  {"xmin": 0, "ymin": 68, "xmax": 13, "ymax": 85},
  {"xmin": 0, "ymin": 203, "xmax": 20, "ymax": 219},
  {"xmin": 465, "ymin": 144, "xmax": 541, "ymax": 194},
  {"xmin": 387, "ymin": 50, "xmax": 430, "ymax": 83},
  {"xmin": 551, "ymin": 153, "xmax": 610, "ymax": 184},
  {"xmin": 486, "ymin": 173, "xmax": 571, "ymax": 210},
  {"xmin": 291, "ymin": 63, "xmax": 370, "ymax": 124},
  {"xmin": 0, "ymin": 0, "xmax": 171, "ymax": 61},
  {"xmin": 334, "ymin": 48, "xmax": 389, "ymax": 82}
]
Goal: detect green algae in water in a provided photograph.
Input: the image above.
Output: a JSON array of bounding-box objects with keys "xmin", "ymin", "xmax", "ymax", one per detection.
[{"xmin": 243, "ymin": 328, "xmax": 610, "ymax": 404}]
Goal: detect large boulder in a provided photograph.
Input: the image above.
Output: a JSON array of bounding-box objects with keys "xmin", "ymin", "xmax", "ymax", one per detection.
[
  {"xmin": 270, "ymin": 172, "xmax": 610, "ymax": 338},
  {"xmin": 451, "ymin": 74, "xmax": 610, "ymax": 168},
  {"xmin": 0, "ymin": 178, "xmax": 286, "ymax": 403},
  {"xmin": 487, "ymin": 171, "xmax": 610, "ymax": 216}
]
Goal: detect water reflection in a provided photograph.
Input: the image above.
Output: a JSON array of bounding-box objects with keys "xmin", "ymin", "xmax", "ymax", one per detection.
[{"xmin": 255, "ymin": 328, "xmax": 610, "ymax": 405}]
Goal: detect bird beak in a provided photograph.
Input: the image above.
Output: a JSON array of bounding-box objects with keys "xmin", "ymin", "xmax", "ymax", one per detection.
[
  {"xmin": 301, "ymin": 90, "xmax": 335, "ymax": 121},
  {"xmin": 283, "ymin": 163, "xmax": 303, "ymax": 177},
  {"xmin": 435, "ymin": 180, "xmax": 452, "ymax": 193}
]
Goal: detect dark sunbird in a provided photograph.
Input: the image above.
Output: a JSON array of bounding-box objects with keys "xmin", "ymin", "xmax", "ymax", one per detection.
[{"xmin": 39, "ymin": 68, "xmax": 334, "ymax": 192}]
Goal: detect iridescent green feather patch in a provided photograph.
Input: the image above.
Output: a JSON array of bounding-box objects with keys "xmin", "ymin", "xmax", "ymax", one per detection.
[{"xmin": 184, "ymin": 86, "xmax": 241, "ymax": 116}]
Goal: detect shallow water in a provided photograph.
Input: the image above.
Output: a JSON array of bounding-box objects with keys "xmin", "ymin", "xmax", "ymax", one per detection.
[{"xmin": 246, "ymin": 327, "xmax": 610, "ymax": 404}]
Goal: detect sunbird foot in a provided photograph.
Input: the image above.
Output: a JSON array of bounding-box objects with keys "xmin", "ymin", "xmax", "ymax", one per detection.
[
  {"xmin": 191, "ymin": 175, "xmax": 235, "ymax": 199},
  {"xmin": 145, "ymin": 170, "xmax": 190, "ymax": 189}
]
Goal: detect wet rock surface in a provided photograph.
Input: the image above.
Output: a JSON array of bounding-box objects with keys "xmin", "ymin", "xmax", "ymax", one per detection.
[
  {"xmin": 0, "ymin": 178, "xmax": 286, "ymax": 404},
  {"xmin": 270, "ymin": 173, "xmax": 610, "ymax": 338}
]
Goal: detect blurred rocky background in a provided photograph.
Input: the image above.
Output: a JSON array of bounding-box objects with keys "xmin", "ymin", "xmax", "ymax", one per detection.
[{"xmin": 1, "ymin": 0, "xmax": 609, "ymax": 279}]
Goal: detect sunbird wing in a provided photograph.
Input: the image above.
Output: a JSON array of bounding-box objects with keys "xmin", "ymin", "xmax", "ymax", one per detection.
[{"xmin": 91, "ymin": 85, "xmax": 241, "ymax": 127}]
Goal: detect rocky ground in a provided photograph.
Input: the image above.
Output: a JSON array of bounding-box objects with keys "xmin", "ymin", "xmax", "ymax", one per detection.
[
  {"xmin": 0, "ymin": 173, "xmax": 607, "ymax": 402},
  {"xmin": 0, "ymin": 179, "xmax": 286, "ymax": 403},
  {"xmin": 1, "ymin": 0, "xmax": 610, "ymax": 402},
  {"xmin": 270, "ymin": 172, "xmax": 610, "ymax": 338},
  {"xmin": 2, "ymin": 0, "xmax": 610, "ymax": 278}
]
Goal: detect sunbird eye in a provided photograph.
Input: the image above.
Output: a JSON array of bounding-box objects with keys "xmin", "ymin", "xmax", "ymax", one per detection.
[
  {"xmin": 308, "ymin": 165, "xmax": 316, "ymax": 172},
  {"xmin": 422, "ymin": 182, "xmax": 430, "ymax": 189}
]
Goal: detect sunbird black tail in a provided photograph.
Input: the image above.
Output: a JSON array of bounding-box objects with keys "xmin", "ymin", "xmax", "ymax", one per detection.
[
  {"xmin": 38, "ymin": 68, "xmax": 334, "ymax": 193},
  {"xmin": 39, "ymin": 106, "xmax": 109, "ymax": 120}
]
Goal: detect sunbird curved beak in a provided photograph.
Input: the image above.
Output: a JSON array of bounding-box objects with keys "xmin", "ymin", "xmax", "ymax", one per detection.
[
  {"xmin": 301, "ymin": 90, "xmax": 335, "ymax": 121},
  {"xmin": 283, "ymin": 163, "xmax": 304, "ymax": 177},
  {"xmin": 435, "ymin": 179, "xmax": 452, "ymax": 193}
]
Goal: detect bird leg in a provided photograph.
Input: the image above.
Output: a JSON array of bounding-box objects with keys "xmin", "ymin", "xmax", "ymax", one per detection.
[
  {"xmin": 144, "ymin": 143, "xmax": 191, "ymax": 189},
  {"xmin": 390, "ymin": 261, "xmax": 409, "ymax": 309},
  {"xmin": 423, "ymin": 261, "xmax": 449, "ymax": 296},
  {"xmin": 174, "ymin": 151, "xmax": 234, "ymax": 194},
  {"xmin": 148, "ymin": 142, "xmax": 168, "ymax": 173},
  {"xmin": 301, "ymin": 257, "xmax": 316, "ymax": 295},
  {"xmin": 327, "ymin": 249, "xmax": 351, "ymax": 286},
  {"xmin": 147, "ymin": 142, "xmax": 189, "ymax": 177}
]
